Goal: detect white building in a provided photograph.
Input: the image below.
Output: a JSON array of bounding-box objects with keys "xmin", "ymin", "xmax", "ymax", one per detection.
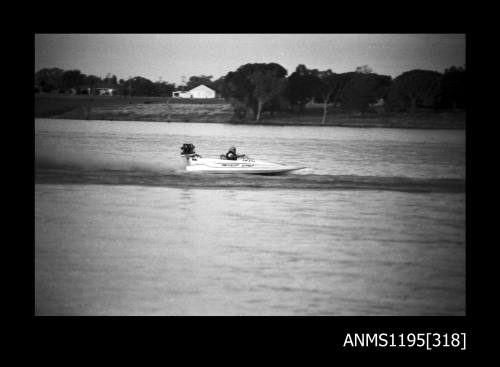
[
  {"xmin": 190, "ymin": 84, "xmax": 215, "ymax": 98},
  {"xmin": 95, "ymin": 87, "xmax": 116, "ymax": 96},
  {"xmin": 172, "ymin": 90, "xmax": 192, "ymax": 98},
  {"xmin": 172, "ymin": 84, "xmax": 215, "ymax": 99}
]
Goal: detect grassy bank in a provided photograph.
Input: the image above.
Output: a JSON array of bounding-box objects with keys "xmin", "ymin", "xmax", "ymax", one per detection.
[{"xmin": 35, "ymin": 94, "xmax": 465, "ymax": 129}]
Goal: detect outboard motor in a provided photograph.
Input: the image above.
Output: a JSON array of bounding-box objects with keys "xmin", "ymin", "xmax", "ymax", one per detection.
[
  {"xmin": 180, "ymin": 143, "xmax": 196, "ymax": 155},
  {"xmin": 180, "ymin": 143, "xmax": 197, "ymax": 167}
]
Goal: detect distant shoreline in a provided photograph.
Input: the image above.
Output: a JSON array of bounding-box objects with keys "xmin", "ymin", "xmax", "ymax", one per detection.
[{"xmin": 35, "ymin": 94, "xmax": 465, "ymax": 129}]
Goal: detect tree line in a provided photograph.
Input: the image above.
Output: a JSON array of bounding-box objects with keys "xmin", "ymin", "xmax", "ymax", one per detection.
[
  {"xmin": 34, "ymin": 68, "xmax": 181, "ymax": 97},
  {"xmin": 218, "ymin": 63, "xmax": 465, "ymax": 123},
  {"xmin": 35, "ymin": 63, "xmax": 465, "ymax": 123},
  {"xmin": 34, "ymin": 68, "xmax": 224, "ymax": 98}
]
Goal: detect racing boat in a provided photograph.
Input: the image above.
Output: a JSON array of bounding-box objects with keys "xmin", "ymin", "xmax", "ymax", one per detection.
[{"xmin": 180, "ymin": 143, "xmax": 305, "ymax": 174}]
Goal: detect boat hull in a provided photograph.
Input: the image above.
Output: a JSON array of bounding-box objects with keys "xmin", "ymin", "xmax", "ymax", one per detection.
[
  {"xmin": 186, "ymin": 166, "xmax": 304, "ymax": 174},
  {"xmin": 181, "ymin": 156, "xmax": 304, "ymax": 174}
]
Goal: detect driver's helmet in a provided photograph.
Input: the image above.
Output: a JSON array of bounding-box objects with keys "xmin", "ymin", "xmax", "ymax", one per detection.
[{"xmin": 229, "ymin": 146, "xmax": 236, "ymax": 153}]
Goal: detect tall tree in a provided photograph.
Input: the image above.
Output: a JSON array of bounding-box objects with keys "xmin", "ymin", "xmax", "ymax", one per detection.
[
  {"xmin": 315, "ymin": 71, "xmax": 357, "ymax": 124},
  {"xmin": 153, "ymin": 80, "xmax": 176, "ymax": 97},
  {"xmin": 439, "ymin": 66, "xmax": 465, "ymax": 109},
  {"xmin": 386, "ymin": 69, "xmax": 442, "ymax": 112},
  {"xmin": 249, "ymin": 70, "xmax": 287, "ymax": 122},
  {"xmin": 219, "ymin": 71, "xmax": 255, "ymax": 120},
  {"xmin": 220, "ymin": 63, "xmax": 288, "ymax": 121},
  {"xmin": 212, "ymin": 76, "xmax": 225, "ymax": 95},
  {"xmin": 285, "ymin": 64, "xmax": 321, "ymax": 112},
  {"xmin": 61, "ymin": 69, "xmax": 85, "ymax": 89},
  {"xmin": 35, "ymin": 67, "xmax": 64, "ymax": 92},
  {"xmin": 316, "ymin": 70, "xmax": 338, "ymax": 124},
  {"xmin": 340, "ymin": 72, "xmax": 392, "ymax": 112},
  {"xmin": 128, "ymin": 76, "xmax": 155, "ymax": 96}
]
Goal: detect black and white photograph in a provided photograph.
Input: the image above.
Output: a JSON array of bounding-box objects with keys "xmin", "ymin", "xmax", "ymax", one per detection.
[{"xmin": 34, "ymin": 34, "xmax": 466, "ymax": 317}]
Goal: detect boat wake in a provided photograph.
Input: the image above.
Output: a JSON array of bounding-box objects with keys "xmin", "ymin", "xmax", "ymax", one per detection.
[{"xmin": 35, "ymin": 157, "xmax": 464, "ymax": 193}]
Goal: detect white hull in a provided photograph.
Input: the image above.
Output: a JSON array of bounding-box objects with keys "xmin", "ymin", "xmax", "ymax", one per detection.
[{"xmin": 181, "ymin": 155, "xmax": 304, "ymax": 174}]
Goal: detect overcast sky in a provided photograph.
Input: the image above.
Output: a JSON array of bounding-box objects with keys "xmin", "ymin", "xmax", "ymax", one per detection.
[{"xmin": 35, "ymin": 34, "xmax": 465, "ymax": 85}]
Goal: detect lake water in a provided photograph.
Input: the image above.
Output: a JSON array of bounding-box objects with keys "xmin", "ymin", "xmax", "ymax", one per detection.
[{"xmin": 35, "ymin": 118, "xmax": 466, "ymax": 315}]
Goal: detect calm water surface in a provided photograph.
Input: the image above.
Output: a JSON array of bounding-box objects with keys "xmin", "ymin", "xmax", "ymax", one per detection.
[{"xmin": 35, "ymin": 119, "xmax": 465, "ymax": 315}]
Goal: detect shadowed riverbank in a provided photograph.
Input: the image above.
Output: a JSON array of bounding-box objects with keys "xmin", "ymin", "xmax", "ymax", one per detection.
[{"xmin": 35, "ymin": 94, "xmax": 465, "ymax": 129}]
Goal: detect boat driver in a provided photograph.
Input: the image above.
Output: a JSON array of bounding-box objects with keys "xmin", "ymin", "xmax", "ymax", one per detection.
[{"xmin": 226, "ymin": 146, "xmax": 245, "ymax": 160}]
